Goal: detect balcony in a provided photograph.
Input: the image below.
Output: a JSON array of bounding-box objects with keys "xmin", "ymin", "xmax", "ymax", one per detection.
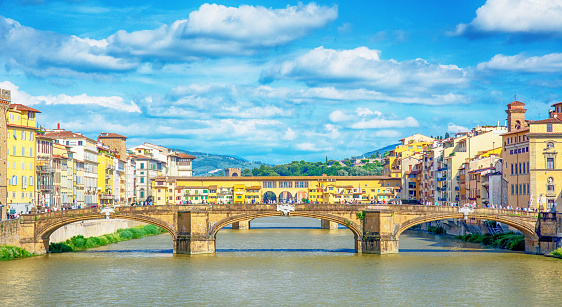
[
  {"xmin": 38, "ymin": 184, "xmax": 53, "ymax": 191},
  {"xmin": 36, "ymin": 165, "xmax": 53, "ymax": 173},
  {"xmin": 99, "ymin": 194, "xmax": 113, "ymax": 200}
]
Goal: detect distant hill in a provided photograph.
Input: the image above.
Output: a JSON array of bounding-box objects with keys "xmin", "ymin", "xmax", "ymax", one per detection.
[
  {"xmin": 171, "ymin": 149, "xmax": 267, "ymax": 176},
  {"xmin": 361, "ymin": 144, "xmax": 400, "ymax": 158}
]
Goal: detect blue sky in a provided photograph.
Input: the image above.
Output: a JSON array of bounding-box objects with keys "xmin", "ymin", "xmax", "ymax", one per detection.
[{"xmin": 1, "ymin": 0, "xmax": 562, "ymax": 163}]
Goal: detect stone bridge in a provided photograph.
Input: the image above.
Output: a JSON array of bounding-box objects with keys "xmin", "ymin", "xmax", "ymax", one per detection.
[{"xmin": 1, "ymin": 204, "xmax": 559, "ymax": 255}]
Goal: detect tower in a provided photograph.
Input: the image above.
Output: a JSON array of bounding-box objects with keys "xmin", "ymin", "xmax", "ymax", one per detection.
[
  {"xmin": 0, "ymin": 88, "xmax": 10, "ymax": 220},
  {"xmin": 506, "ymin": 101, "xmax": 527, "ymax": 132}
]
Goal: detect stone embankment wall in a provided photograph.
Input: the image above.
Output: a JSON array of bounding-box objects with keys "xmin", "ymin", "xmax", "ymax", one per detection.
[
  {"xmin": 49, "ymin": 219, "xmax": 145, "ymax": 243},
  {"xmin": 0, "ymin": 219, "xmax": 22, "ymax": 246}
]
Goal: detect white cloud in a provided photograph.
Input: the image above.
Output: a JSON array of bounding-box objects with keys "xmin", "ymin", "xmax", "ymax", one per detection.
[
  {"xmin": 295, "ymin": 142, "xmax": 333, "ymax": 152},
  {"xmin": 373, "ymin": 130, "xmax": 402, "ymax": 138},
  {"xmin": 351, "ymin": 117, "xmax": 419, "ymax": 129},
  {"xmin": 0, "ymin": 3, "xmax": 337, "ymax": 77},
  {"xmin": 448, "ymin": 123, "xmax": 469, "ymax": 133},
  {"xmin": 260, "ymin": 46, "xmax": 468, "ymax": 91},
  {"xmin": 0, "ymin": 81, "xmax": 141, "ymax": 113},
  {"xmin": 328, "ymin": 107, "xmax": 419, "ymax": 130},
  {"xmin": 454, "ymin": 0, "xmax": 562, "ymax": 36},
  {"xmin": 329, "ymin": 110, "xmax": 355, "ymax": 122},
  {"xmin": 253, "ymin": 85, "xmax": 468, "ymax": 105},
  {"xmin": 477, "ymin": 53, "xmax": 562, "ymax": 73}
]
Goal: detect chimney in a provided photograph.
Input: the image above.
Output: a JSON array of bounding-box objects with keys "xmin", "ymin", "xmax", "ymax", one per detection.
[{"xmin": 57, "ymin": 122, "xmax": 60, "ymax": 129}]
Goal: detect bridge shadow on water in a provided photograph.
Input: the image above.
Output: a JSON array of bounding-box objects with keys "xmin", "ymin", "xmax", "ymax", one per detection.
[{"xmin": 79, "ymin": 248, "xmax": 510, "ymax": 254}]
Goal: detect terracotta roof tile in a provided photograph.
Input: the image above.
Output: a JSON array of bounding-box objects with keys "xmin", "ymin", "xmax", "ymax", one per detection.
[
  {"xmin": 9, "ymin": 104, "xmax": 41, "ymax": 113},
  {"xmin": 507, "ymin": 100, "xmax": 525, "ymax": 106},
  {"xmin": 177, "ymin": 153, "xmax": 196, "ymax": 159},
  {"xmin": 530, "ymin": 117, "xmax": 562, "ymax": 124},
  {"xmin": 98, "ymin": 132, "xmax": 128, "ymax": 139}
]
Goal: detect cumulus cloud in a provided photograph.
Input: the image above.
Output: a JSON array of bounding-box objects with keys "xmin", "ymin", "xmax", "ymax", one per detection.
[
  {"xmin": 0, "ymin": 17, "xmax": 137, "ymax": 77},
  {"xmin": 254, "ymin": 85, "xmax": 469, "ymax": 105},
  {"xmin": 260, "ymin": 46, "xmax": 468, "ymax": 91},
  {"xmin": 329, "ymin": 107, "xmax": 419, "ymax": 130},
  {"xmin": 454, "ymin": 0, "xmax": 562, "ymax": 37},
  {"xmin": 0, "ymin": 81, "xmax": 141, "ymax": 112},
  {"xmin": 295, "ymin": 142, "xmax": 333, "ymax": 152},
  {"xmin": 0, "ymin": 3, "xmax": 337, "ymax": 77},
  {"xmin": 351, "ymin": 117, "xmax": 419, "ymax": 129},
  {"xmin": 477, "ymin": 53, "xmax": 562, "ymax": 73},
  {"xmin": 448, "ymin": 123, "xmax": 469, "ymax": 133}
]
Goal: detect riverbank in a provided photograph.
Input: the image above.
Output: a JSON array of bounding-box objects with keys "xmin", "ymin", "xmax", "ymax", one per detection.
[
  {"xmin": 0, "ymin": 245, "xmax": 34, "ymax": 261},
  {"xmin": 455, "ymin": 232, "xmax": 525, "ymax": 251},
  {"xmin": 49, "ymin": 224, "xmax": 167, "ymax": 253},
  {"xmin": 551, "ymin": 247, "xmax": 562, "ymax": 258}
]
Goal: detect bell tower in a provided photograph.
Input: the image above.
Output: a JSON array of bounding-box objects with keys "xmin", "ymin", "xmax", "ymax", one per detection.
[
  {"xmin": 0, "ymin": 88, "xmax": 10, "ymax": 220},
  {"xmin": 506, "ymin": 101, "xmax": 527, "ymax": 132}
]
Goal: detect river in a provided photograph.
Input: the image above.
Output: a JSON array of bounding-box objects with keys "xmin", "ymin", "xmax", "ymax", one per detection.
[{"xmin": 1, "ymin": 217, "xmax": 561, "ymax": 306}]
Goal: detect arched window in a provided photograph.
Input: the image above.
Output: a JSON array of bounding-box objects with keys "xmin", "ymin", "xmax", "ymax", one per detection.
[
  {"xmin": 547, "ymin": 142, "xmax": 554, "ymax": 148},
  {"xmin": 515, "ymin": 120, "xmax": 521, "ymax": 130},
  {"xmin": 548, "ymin": 177, "xmax": 555, "ymax": 192}
]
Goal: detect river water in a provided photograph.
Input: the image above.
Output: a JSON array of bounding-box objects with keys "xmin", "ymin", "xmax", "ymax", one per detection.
[{"xmin": 1, "ymin": 217, "xmax": 561, "ymax": 306}]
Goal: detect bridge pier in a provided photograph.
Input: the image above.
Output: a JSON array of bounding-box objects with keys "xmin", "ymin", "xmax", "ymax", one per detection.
[
  {"xmin": 321, "ymin": 219, "xmax": 338, "ymax": 229},
  {"xmin": 175, "ymin": 211, "xmax": 216, "ymax": 255},
  {"xmin": 174, "ymin": 236, "xmax": 215, "ymax": 254},
  {"xmin": 361, "ymin": 211, "xmax": 399, "ymax": 254},
  {"xmin": 232, "ymin": 220, "xmax": 251, "ymax": 230}
]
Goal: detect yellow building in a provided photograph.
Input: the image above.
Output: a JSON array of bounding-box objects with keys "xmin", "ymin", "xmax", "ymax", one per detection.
[
  {"xmin": 383, "ymin": 134, "xmax": 434, "ymax": 178},
  {"xmin": 528, "ymin": 102, "xmax": 562, "ymax": 211},
  {"xmin": 52, "ymin": 142, "xmax": 74, "ymax": 209},
  {"xmin": 97, "ymin": 144, "xmax": 116, "ymax": 206},
  {"xmin": 152, "ymin": 176, "xmax": 401, "ymax": 205},
  {"xmin": 6, "ymin": 104, "xmax": 40, "ymax": 214}
]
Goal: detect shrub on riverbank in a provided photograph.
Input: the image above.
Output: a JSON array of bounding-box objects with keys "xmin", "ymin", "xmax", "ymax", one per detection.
[
  {"xmin": 551, "ymin": 247, "xmax": 562, "ymax": 258},
  {"xmin": 427, "ymin": 226, "xmax": 446, "ymax": 234},
  {"xmin": 455, "ymin": 232, "xmax": 524, "ymax": 251},
  {"xmin": 0, "ymin": 245, "xmax": 33, "ymax": 260},
  {"xmin": 49, "ymin": 224, "xmax": 166, "ymax": 253}
]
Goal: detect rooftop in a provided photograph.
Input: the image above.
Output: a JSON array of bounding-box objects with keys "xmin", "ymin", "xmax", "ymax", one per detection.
[{"xmin": 9, "ymin": 103, "xmax": 41, "ymax": 113}]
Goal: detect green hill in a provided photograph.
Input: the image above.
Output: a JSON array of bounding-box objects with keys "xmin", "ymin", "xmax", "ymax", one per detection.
[{"xmin": 171, "ymin": 149, "xmax": 267, "ymax": 176}]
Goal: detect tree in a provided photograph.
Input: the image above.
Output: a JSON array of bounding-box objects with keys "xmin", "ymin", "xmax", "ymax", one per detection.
[
  {"xmin": 242, "ymin": 169, "xmax": 252, "ymax": 176},
  {"xmin": 444, "ymin": 132, "xmax": 450, "ymax": 139}
]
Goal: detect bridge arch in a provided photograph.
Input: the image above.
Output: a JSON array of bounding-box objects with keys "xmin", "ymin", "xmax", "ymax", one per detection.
[
  {"xmin": 210, "ymin": 212, "xmax": 362, "ymax": 239},
  {"xmin": 35, "ymin": 214, "xmax": 177, "ymax": 244},
  {"xmin": 394, "ymin": 213, "xmax": 539, "ymax": 241}
]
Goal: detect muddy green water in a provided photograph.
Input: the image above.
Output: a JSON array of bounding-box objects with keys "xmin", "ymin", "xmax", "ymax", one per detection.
[{"xmin": 1, "ymin": 217, "xmax": 561, "ymax": 306}]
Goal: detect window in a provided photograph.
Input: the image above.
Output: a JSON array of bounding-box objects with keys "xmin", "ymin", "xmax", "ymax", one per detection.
[
  {"xmin": 140, "ymin": 177, "xmax": 144, "ymax": 183},
  {"xmin": 12, "ymin": 162, "xmax": 16, "ymax": 169},
  {"xmin": 511, "ymin": 184, "xmax": 514, "ymax": 195},
  {"xmin": 547, "ymin": 124, "xmax": 553, "ymax": 132},
  {"xmin": 22, "ymin": 147, "xmax": 25, "ymax": 156},
  {"xmin": 22, "ymin": 162, "xmax": 25, "ymax": 170},
  {"xmin": 140, "ymin": 163, "xmax": 145, "ymax": 169},
  {"xmin": 13, "ymin": 146, "xmax": 16, "ymax": 155},
  {"xmin": 21, "ymin": 131, "xmax": 25, "ymax": 140},
  {"xmin": 29, "ymin": 176, "xmax": 33, "ymax": 186},
  {"xmin": 29, "ymin": 148, "xmax": 33, "ymax": 157},
  {"xmin": 511, "ymin": 164, "xmax": 514, "ymax": 175},
  {"xmin": 547, "ymin": 142, "xmax": 554, "ymax": 148},
  {"xmin": 547, "ymin": 158, "xmax": 555, "ymax": 169},
  {"xmin": 30, "ymin": 132, "xmax": 34, "ymax": 141}
]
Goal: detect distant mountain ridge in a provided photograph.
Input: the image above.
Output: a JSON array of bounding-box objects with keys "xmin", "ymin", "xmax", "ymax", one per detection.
[
  {"xmin": 171, "ymin": 148, "xmax": 268, "ymax": 176},
  {"xmin": 361, "ymin": 144, "xmax": 400, "ymax": 158}
]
